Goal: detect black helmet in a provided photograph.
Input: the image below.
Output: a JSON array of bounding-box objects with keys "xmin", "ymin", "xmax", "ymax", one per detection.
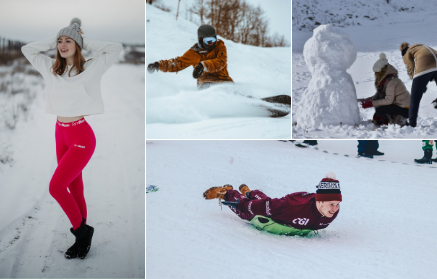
[{"xmin": 198, "ymin": 24, "xmax": 217, "ymax": 51}]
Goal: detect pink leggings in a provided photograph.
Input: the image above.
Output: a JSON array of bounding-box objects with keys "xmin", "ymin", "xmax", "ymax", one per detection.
[{"xmin": 49, "ymin": 118, "xmax": 96, "ymax": 230}]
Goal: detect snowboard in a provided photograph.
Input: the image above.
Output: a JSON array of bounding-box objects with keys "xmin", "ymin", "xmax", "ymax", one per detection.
[{"xmin": 260, "ymin": 95, "xmax": 291, "ymax": 117}]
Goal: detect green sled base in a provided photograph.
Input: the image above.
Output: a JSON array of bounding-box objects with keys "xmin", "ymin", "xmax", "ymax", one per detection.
[{"xmin": 250, "ymin": 215, "xmax": 314, "ymax": 236}]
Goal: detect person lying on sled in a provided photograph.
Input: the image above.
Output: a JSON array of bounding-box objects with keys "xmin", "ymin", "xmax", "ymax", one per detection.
[
  {"xmin": 147, "ymin": 24, "xmax": 233, "ymax": 90},
  {"xmin": 203, "ymin": 172, "xmax": 342, "ymax": 235}
]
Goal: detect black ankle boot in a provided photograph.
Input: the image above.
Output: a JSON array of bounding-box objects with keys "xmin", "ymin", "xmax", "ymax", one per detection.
[
  {"xmin": 65, "ymin": 219, "xmax": 94, "ymax": 259},
  {"xmin": 415, "ymin": 149, "xmax": 432, "ymax": 164}
]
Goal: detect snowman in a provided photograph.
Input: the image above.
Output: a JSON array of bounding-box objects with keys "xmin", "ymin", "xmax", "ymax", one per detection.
[{"xmin": 295, "ymin": 24, "xmax": 360, "ymax": 128}]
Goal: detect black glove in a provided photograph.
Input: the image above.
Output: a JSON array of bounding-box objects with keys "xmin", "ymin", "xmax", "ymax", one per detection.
[
  {"xmin": 147, "ymin": 62, "xmax": 159, "ymax": 74},
  {"xmin": 424, "ymin": 86, "xmax": 427, "ymax": 93},
  {"xmin": 222, "ymin": 199, "xmax": 240, "ymax": 210},
  {"xmin": 193, "ymin": 62, "xmax": 204, "ymax": 79}
]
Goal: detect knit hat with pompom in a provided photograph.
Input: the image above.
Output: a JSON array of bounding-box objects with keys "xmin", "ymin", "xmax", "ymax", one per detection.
[
  {"xmin": 315, "ymin": 172, "xmax": 342, "ymax": 201},
  {"xmin": 373, "ymin": 53, "xmax": 389, "ymax": 72},
  {"xmin": 57, "ymin": 18, "xmax": 83, "ymax": 49}
]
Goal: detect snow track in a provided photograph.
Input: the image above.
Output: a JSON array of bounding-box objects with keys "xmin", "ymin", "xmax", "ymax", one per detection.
[{"xmin": 0, "ymin": 64, "xmax": 145, "ymax": 278}]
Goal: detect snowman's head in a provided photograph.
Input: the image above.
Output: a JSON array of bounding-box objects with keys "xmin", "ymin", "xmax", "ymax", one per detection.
[{"xmin": 303, "ymin": 24, "xmax": 357, "ymax": 74}]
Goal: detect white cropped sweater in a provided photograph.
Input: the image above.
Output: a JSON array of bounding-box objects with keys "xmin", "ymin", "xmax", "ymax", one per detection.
[{"xmin": 21, "ymin": 35, "xmax": 123, "ymax": 117}]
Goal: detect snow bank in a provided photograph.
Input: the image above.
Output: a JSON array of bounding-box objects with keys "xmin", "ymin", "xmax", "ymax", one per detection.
[{"xmin": 295, "ymin": 25, "xmax": 360, "ymax": 128}]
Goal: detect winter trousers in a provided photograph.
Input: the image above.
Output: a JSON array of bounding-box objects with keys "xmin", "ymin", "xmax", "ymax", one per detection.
[
  {"xmin": 49, "ymin": 118, "xmax": 96, "ymax": 230},
  {"xmin": 225, "ymin": 189, "xmax": 269, "ymax": 221},
  {"xmin": 409, "ymin": 71, "xmax": 437, "ymax": 127},
  {"xmin": 374, "ymin": 105, "xmax": 409, "ymax": 120},
  {"xmin": 357, "ymin": 140, "xmax": 379, "ymax": 154}
]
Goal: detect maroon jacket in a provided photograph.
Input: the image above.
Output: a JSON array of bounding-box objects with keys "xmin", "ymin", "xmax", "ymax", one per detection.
[{"xmin": 237, "ymin": 191, "xmax": 339, "ymax": 230}]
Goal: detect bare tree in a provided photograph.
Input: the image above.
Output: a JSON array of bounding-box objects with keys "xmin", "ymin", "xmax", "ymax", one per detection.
[{"xmin": 188, "ymin": 0, "xmax": 207, "ymax": 25}]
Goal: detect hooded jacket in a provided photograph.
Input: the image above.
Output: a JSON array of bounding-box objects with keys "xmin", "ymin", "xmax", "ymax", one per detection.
[
  {"xmin": 237, "ymin": 191, "xmax": 339, "ymax": 231},
  {"xmin": 403, "ymin": 44, "xmax": 437, "ymax": 79},
  {"xmin": 158, "ymin": 40, "xmax": 233, "ymax": 87},
  {"xmin": 372, "ymin": 64, "xmax": 410, "ymax": 108}
]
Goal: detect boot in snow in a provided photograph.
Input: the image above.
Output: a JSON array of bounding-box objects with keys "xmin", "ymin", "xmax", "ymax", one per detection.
[
  {"xmin": 65, "ymin": 218, "xmax": 93, "ymax": 259},
  {"xmin": 68, "ymin": 219, "xmax": 94, "ymax": 259},
  {"xmin": 415, "ymin": 149, "xmax": 432, "ymax": 164},
  {"xmin": 358, "ymin": 152, "xmax": 373, "ymax": 159},
  {"xmin": 203, "ymin": 184, "xmax": 233, "ymax": 200},
  {"xmin": 239, "ymin": 184, "xmax": 251, "ymax": 198}
]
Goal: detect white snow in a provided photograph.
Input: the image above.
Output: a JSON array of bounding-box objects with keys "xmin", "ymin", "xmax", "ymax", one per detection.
[
  {"xmin": 295, "ymin": 24, "xmax": 360, "ymax": 128},
  {"xmin": 146, "ymin": 5, "xmax": 291, "ymax": 139},
  {"xmin": 147, "ymin": 140, "xmax": 437, "ymax": 278},
  {"xmin": 293, "ymin": 0, "xmax": 437, "ymax": 138},
  {"xmin": 0, "ymin": 63, "xmax": 145, "ymax": 278}
]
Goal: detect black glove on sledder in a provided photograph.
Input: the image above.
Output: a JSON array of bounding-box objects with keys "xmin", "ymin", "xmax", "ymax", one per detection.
[
  {"xmin": 222, "ymin": 199, "xmax": 240, "ymax": 210},
  {"xmin": 193, "ymin": 62, "xmax": 204, "ymax": 79},
  {"xmin": 147, "ymin": 62, "xmax": 159, "ymax": 74}
]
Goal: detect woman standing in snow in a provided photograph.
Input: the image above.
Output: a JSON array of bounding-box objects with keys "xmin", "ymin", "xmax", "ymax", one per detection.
[
  {"xmin": 400, "ymin": 42, "xmax": 437, "ymax": 127},
  {"xmin": 147, "ymin": 24, "xmax": 233, "ymax": 90},
  {"xmin": 359, "ymin": 53, "xmax": 410, "ymax": 126},
  {"xmin": 203, "ymin": 173, "xmax": 342, "ymax": 235},
  {"xmin": 21, "ymin": 18, "xmax": 123, "ymax": 259}
]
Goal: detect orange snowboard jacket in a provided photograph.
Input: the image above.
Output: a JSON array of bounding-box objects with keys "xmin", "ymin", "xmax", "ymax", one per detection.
[{"xmin": 158, "ymin": 40, "xmax": 233, "ymax": 87}]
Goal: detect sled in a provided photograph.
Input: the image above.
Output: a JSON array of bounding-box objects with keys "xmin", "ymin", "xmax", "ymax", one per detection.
[{"xmin": 249, "ymin": 215, "xmax": 314, "ymax": 236}]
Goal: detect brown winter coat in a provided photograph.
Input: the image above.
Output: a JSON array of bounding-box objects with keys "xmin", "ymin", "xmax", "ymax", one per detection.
[
  {"xmin": 372, "ymin": 64, "xmax": 410, "ymax": 108},
  {"xmin": 403, "ymin": 44, "xmax": 437, "ymax": 79},
  {"xmin": 158, "ymin": 40, "xmax": 233, "ymax": 87}
]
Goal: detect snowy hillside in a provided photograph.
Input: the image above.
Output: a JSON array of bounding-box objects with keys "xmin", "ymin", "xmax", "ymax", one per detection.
[
  {"xmin": 292, "ymin": 1, "xmax": 437, "ymax": 138},
  {"xmin": 146, "ymin": 5, "xmax": 291, "ymax": 139},
  {"xmin": 0, "ymin": 64, "xmax": 145, "ymax": 278},
  {"xmin": 147, "ymin": 140, "xmax": 437, "ymax": 278}
]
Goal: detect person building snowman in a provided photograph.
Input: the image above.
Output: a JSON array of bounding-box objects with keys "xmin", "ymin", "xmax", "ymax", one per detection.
[
  {"xmin": 203, "ymin": 172, "xmax": 342, "ymax": 235},
  {"xmin": 147, "ymin": 24, "xmax": 233, "ymax": 90},
  {"xmin": 359, "ymin": 53, "xmax": 410, "ymax": 126},
  {"xmin": 400, "ymin": 42, "xmax": 437, "ymax": 127}
]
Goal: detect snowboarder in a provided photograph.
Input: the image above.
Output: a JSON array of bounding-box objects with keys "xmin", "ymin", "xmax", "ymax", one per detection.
[
  {"xmin": 147, "ymin": 24, "xmax": 233, "ymax": 90},
  {"xmin": 357, "ymin": 140, "xmax": 384, "ymax": 158},
  {"xmin": 415, "ymin": 140, "xmax": 437, "ymax": 164},
  {"xmin": 400, "ymin": 42, "xmax": 437, "ymax": 127},
  {"xmin": 203, "ymin": 172, "xmax": 342, "ymax": 235},
  {"xmin": 358, "ymin": 53, "xmax": 410, "ymax": 126},
  {"xmin": 22, "ymin": 18, "xmax": 123, "ymax": 259}
]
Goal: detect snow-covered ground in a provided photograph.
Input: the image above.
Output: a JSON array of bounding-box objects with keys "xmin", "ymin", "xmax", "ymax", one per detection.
[
  {"xmin": 292, "ymin": 0, "xmax": 437, "ymax": 138},
  {"xmin": 146, "ymin": 5, "xmax": 291, "ymax": 139},
  {"xmin": 146, "ymin": 140, "xmax": 437, "ymax": 278},
  {"xmin": 0, "ymin": 63, "xmax": 145, "ymax": 278}
]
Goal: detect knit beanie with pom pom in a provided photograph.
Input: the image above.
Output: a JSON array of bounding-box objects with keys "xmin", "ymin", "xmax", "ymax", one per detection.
[
  {"xmin": 373, "ymin": 53, "xmax": 389, "ymax": 72},
  {"xmin": 57, "ymin": 18, "xmax": 83, "ymax": 49},
  {"xmin": 316, "ymin": 172, "xmax": 342, "ymax": 201}
]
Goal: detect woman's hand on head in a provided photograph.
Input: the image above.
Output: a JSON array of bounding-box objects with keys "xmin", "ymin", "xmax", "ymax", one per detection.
[{"xmin": 78, "ymin": 28, "xmax": 84, "ymax": 35}]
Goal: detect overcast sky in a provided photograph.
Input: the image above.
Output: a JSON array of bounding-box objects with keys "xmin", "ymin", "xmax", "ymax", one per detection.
[
  {"xmin": 0, "ymin": 0, "xmax": 145, "ymax": 44},
  {"xmin": 159, "ymin": 0, "xmax": 291, "ymax": 43}
]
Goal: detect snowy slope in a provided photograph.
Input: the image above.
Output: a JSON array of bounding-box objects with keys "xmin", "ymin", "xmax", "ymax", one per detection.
[
  {"xmin": 146, "ymin": 5, "xmax": 291, "ymax": 139},
  {"xmin": 292, "ymin": 1, "xmax": 437, "ymax": 138},
  {"xmin": 146, "ymin": 140, "xmax": 437, "ymax": 278},
  {"xmin": 0, "ymin": 64, "xmax": 145, "ymax": 278}
]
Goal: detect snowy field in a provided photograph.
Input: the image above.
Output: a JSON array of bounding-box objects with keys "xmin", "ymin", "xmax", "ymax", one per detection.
[
  {"xmin": 147, "ymin": 140, "xmax": 437, "ymax": 278},
  {"xmin": 0, "ymin": 63, "xmax": 145, "ymax": 278},
  {"xmin": 146, "ymin": 5, "xmax": 291, "ymax": 139},
  {"xmin": 292, "ymin": 0, "xmax": 437, "ymax": 138}
]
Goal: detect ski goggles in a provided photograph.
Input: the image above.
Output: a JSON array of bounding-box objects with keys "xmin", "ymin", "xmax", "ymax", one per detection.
[{"xmin": 203, "ymin": 37, "xmax": 217, "ymax": 45}]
